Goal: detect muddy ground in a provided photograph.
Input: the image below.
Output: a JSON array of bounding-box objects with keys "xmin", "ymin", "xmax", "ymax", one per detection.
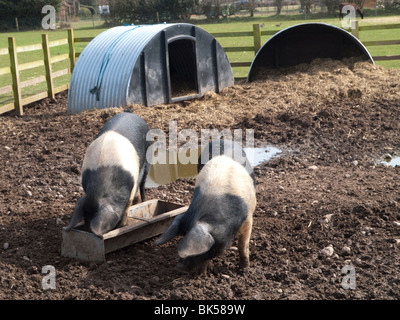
[{"xmin": 0, "ymin": 59, "xmax": 399, "ymax": 300}]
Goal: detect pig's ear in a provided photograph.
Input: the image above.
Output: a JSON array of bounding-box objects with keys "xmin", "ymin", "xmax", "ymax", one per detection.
[
  {"xmin": 154, "ymin": 214, "xmax": 183, "ymax": 245},
  {"xmin": 65, "ymin": 196, "xmax": 85, "ymax": 231},
  {"xmin": 178, "ymin": 223, "xmax": 215, "ymax": 258}
]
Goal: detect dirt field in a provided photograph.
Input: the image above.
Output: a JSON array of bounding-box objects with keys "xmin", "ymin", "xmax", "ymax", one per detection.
[{"xmin": 0, "ymin": 59, "xmax": 399, "ymax": 300}]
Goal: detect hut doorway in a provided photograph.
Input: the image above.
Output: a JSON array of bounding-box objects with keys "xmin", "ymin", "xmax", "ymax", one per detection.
[{"xmin": 167, "ymin": 37, "xmax": 199, "ymax": 101}]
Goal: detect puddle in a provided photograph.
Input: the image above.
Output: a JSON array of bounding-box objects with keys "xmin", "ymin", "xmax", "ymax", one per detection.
[
  {"xmin": 145, "ymin": 146, "xmax": 281, "ymax": 188},
  {"xmin": 381, "ymin": 156, "xmax": 400, "ymax": 167},
  {"xmin": 243, "ymin": 146, "xmax": 282, "ymax": 167}
]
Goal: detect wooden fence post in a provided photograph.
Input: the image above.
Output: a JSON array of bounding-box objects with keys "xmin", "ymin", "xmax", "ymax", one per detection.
[
  {"xmin": 8, "ymin": 37, "xmax": 23, "ymax": 116},
  {"xmin": 351, "ymin": 20, "xmax": 359, "ymax": 38},
  {"xmin": 42, "ymin": 34, "xmax": 55, "ymax": 99},
  {"xmin": 68, "ymin": 29, "xmax": 76, "ymax": 72},
  {"xmin": 253, "ymin": 24, "xmax": 261, "ymax": 55}
]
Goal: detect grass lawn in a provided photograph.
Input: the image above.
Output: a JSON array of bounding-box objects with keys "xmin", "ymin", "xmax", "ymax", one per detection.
[
  {"xmin": 0, "ymin": 14, "xmax": 399, "ymax": 105},
  {"xmin": 0, "ymin": 19, "xmax": 107, "ymax": 104}
]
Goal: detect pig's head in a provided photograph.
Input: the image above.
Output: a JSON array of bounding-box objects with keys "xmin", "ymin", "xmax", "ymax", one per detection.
[
  {"xmin": 176, "ymin": 256, "xmax": 209, "ymax": 274},
  {"xmin": 155, "ymin": 217, "xmax": 215, "ymax": 274},
  {"xmin": 66, "ymin": 166, "xmax": 134, "ymax": 236},
  {"xmin": 88, "ymin": 197, "xmax": 125, "ymax": 236},
  {"xmin": 66, "ymin": 194, "xmax": 126, "ymax": 236}
]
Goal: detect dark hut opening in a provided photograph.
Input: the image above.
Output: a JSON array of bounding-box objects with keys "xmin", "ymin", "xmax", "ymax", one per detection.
[{"xmin": 168, "ymin": 38, "xmax": 199, "ymax": 99}]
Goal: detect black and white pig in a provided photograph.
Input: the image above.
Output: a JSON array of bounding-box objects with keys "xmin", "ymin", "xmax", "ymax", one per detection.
[
  {"xmin": 197, "ymin": 139, "xmax": 255, "ymax": 186},
  {"xmin": 66, "ymin": 111, "xmax": 152, "ymax": 236},
  {"xmin": 155, "ymin": 139, "xmax": 256, "ymax": 274}
]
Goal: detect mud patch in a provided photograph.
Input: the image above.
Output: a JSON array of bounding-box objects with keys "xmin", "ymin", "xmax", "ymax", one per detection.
[{"xmin": 1, "ymin": 59, "xmax": 400, "ymax": 300}]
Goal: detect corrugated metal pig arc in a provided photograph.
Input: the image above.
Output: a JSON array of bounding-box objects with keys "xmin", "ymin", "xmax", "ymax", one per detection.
[
  {"xmin": 68, "ymin": 25, "xmax": 166, "ymax": 113},
  {"xmin": 67, "ymin": 24, "xmax": 233, "ymax": 113}
]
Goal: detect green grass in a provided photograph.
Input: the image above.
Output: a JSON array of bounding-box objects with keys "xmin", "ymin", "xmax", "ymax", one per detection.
[
  {"xmin": 358, "ymin": 23, "xmax": 400, "ymax": 69},
  {"xmin": 1, "ymin": 14, "xmax": 400, "ymax": 104},
  {"xmin": 0, "ymin": 20, "xmax": 107, "ymax": 104}
]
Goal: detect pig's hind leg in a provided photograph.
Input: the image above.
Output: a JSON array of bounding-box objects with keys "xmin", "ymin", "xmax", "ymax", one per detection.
[{"xmin": 237, "ymin": 215, "xmax": 253, "ymax": 269}]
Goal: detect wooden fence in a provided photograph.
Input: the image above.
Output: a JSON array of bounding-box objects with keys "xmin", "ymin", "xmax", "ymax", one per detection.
[
  {"xmin": 0, "ymin": 23, "xmax": 399, "ymax": 116},
  {"xmin": 355, "ymin": 21, "xmax": 400, "ymax": 61},
  {"xmin": 0, "ymin": 29, "xmax": 88, "ymax": 116},
  {"xmin": 0, "ymin": 34, "xmax": 73, "ymax": 115},
  {"xmin": 211, "ymin": 24, "xmax": 277, "ymax": 69}
]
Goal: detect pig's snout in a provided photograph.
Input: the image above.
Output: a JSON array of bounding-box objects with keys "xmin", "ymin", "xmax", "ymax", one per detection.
[
  {"xmin": 175, "ymin": 258, "xmax": 209, "ymax": 275},
  {"xmin": 175, "ymin": 261, "xmax": 189, "ymax": 274},
  {"xmin": 89, "ymin": 205, "xmax": 120, "ymax": 236}
]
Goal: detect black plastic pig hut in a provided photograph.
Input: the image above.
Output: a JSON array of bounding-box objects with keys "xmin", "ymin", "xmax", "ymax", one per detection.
[
  {"xmin": 67, "ymin": 23, "xmax": 234, "ymax": 114},
  {"xmin": 247, "ymin": 23, "xmax": 374, "ymax": 82}
]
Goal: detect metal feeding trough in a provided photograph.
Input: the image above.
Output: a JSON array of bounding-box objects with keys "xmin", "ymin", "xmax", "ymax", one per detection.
[{"xmin": 61, "ymin": 199, "xmax": 187, "ymax": 262}]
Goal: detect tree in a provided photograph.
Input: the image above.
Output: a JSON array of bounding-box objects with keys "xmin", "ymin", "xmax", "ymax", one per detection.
[
  {"xmin": 354, "ymin": 0, "xmax": 365, "ymax": 9},
  {"xmin": 0, "ymin": 0, "xmax": 61, "ymax": 31},
  {"xmin": 300, "ymin": 0, "xmax": 314, "ymax": 14},
  {"xmin": 79, "ymin": 0, "xmax": 97, "ymax": 6},
  {"xmin": 322, "ymin": 0, "xmax": 340, "ymax": 15},
  {"xmin": 201, "ymin": 0, "xmax": 222, "ymax": 20},
  {"xmin": 274, "ymin": 0, "xmax": 284, "ymax": 14},
  {"xmin": 103, "ymin": 0, "xmax": 198, "ymax": 25},
  {"xmin": 380, "ymin": 0, "xmax": 400, "ymax": 13},
  {"xmin": 155, "ymin": 0, "xmax": 198, "ymax": 21},
  {"xmin": 248, "ymin": 0, "xmax": 258, "ymax": 17}
]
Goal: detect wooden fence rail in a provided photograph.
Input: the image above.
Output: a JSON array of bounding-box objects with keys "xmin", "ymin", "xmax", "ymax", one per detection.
[
  {"xmin": 0, "ymin": 32, "xmax": 73, "ymax": 115},
  {"xmin": 0, "ymin": 23, "xmax": 399, "ymax": 116},
  {"xmin": 350, "ymin": 21, "xmax": 400, "ymax": 62}
]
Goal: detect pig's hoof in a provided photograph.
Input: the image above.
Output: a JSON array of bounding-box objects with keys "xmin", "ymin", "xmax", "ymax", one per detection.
[{"xmin": 239, "ymin": 258, "xmax": 250, "ymax": 269}]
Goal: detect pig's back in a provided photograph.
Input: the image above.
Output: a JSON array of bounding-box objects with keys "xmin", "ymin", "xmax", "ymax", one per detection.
[
  {"xmin": 195, "ymin": 155, "xmax": 255, "ymax": 205},
  {"xmin": 96, "ymin": 112, "xmax": 150, "ymax": 158}
]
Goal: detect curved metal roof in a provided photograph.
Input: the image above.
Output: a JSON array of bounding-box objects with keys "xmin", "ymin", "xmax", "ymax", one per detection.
[
  {"xmin": 68, "ymin": 24, "xmax": 169, "ymax": 114},
  {"xmin": 247, "ymin": 23, "xmax": 374, "ymax": 82},
  {"xmin": 67, "ymin": 23, "xmax": 234, "ymax": 114}
]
